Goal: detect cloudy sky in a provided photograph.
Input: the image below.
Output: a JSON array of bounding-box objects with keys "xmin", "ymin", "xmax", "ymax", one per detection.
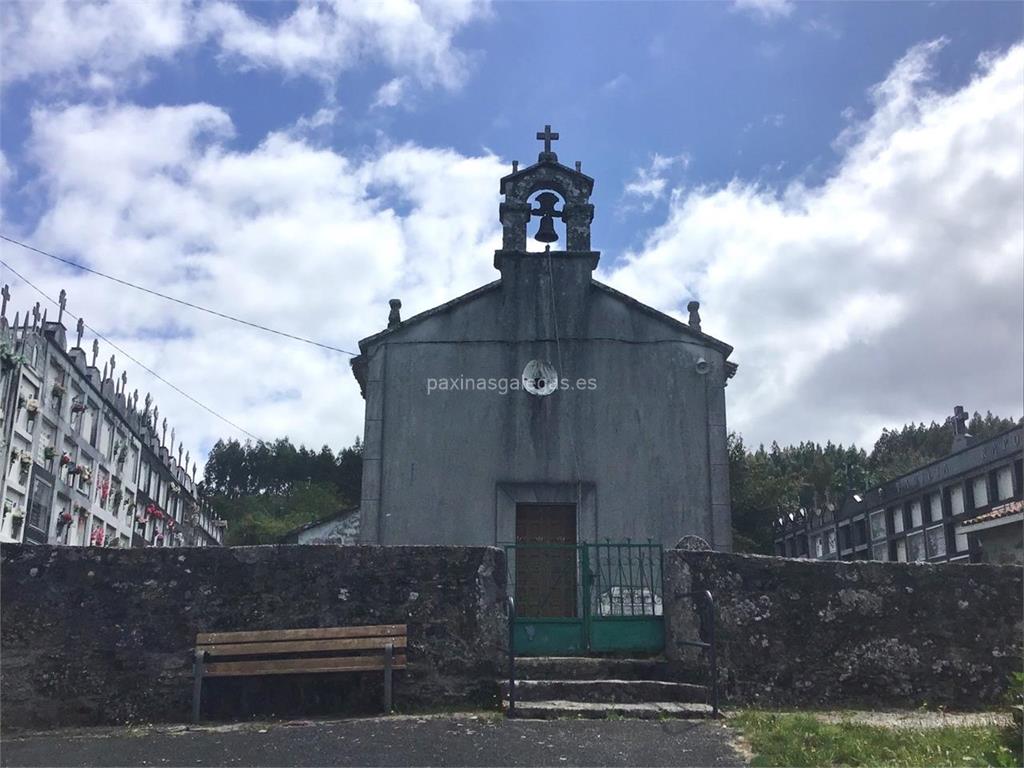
[{"xmin": 0, "ymin": 0, "xmax": 1021, "ymax": 462}]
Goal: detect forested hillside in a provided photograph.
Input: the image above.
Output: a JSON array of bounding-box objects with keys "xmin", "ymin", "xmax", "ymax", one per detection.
[{"xmin": 202, "ymin": 411, "xmax": 1019, "ymax": 548}]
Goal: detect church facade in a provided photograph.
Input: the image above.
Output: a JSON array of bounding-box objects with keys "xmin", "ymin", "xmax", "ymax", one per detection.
[{"xmin": 351, "ymin": 128, "xmax": 736, "ymax": 551}]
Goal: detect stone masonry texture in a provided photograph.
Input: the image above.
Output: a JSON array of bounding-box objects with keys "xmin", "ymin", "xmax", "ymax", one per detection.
[
  {"xmin": 0, "ymin": 544, "xmax": 507, "ymax": 730},
  {"xmin": 664, "ymin": 550, "xmax": 1023, "ymax": 709}
]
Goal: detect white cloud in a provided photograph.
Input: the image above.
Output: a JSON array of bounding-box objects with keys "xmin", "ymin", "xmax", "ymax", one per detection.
[
  {"xmin": 372, "ymin": 77, "xmax": 409, "ymax": 109},
  {"xmin": 0, "ymin": 0, "xmax": 191, "ymax": 90},
  {"xmin": 623, "ymin": 153, "xmax": 691, "ymax": 208},
  {"xmin": 732, "ymin": 0, "xmax": 795, "ymax": 22},
  {"xmin": 1, "ymin": 0, "xmax": 488, "ymax": 96},
  {"xmin": 2, "ymin": 102, "xmax": 505, "ymax": 461},
  {"xmin": 605, "ymin": 41, "xmax": 1024, "ymax": 448}
]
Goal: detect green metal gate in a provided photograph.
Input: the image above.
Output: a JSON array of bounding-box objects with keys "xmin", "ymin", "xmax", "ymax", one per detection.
[{"xmin": 504, "ymin": 542, "xmax": 664, "ymax": 656}]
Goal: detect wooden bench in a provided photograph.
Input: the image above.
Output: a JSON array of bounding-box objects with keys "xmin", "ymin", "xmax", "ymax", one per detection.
[{"xmin": 192, "ymin": 624, "xmax": 407, "ymax": 722}]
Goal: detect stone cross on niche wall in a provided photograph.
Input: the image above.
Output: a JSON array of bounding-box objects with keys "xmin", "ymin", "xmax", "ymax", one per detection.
[
  {"xmin": 58, "ymin": 290, "xmax": 67, "ymax": 324},
  {"xmin": 161, "ymin": 418, "xmax": 167, "ymax": 445},
  {"xmin": 32, "ymin": 302, "xmax": 41, "ymax": 328},
  {"xmin": 953, "ymin": 405, "xmax": 969, "ymax": 436},
  {"xmin": 91, "ymin": 339, "xmax": 99, "ymax": 367},
  {"xmin": 76, "ymin": 318, "xmax": 84, "ymax": 348},
  {"xmin": 109, "ymin": 355, "xmax": 116, "ymax": 381},
  {"xmin": 1, "ymin": 284, "xmax": 9, "ymax": 319}
]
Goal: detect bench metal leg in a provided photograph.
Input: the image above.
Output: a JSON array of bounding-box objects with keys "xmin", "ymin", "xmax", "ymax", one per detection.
[
  {"xmin": 192, "ymin": 651, "xmax": 204, "ymax": 724},
  {"xmin": 383, "ymin": 642, "xmax": 393, "ymax": 714}
]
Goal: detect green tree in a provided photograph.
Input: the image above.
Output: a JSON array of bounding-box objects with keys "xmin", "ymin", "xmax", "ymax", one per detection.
[{"xmin": 203, "ymin": 436, "xmax": 363, "ymax": 545}]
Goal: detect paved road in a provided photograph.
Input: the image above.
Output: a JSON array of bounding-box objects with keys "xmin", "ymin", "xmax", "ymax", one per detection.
[{"xmin": 1, "ymin": 714, "xmax": 746, "ymax": 767}]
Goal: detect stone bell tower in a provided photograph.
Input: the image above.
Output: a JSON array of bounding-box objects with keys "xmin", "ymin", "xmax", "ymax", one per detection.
[
  {"xmin": 497, "ymin": 125, "xmax": 596, "ymax": 253},
  {"xmin": 494, "ymin": 126, "xmax": 599, "ymax": 339}
]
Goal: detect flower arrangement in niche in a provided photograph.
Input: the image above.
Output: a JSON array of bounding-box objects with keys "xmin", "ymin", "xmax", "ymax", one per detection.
[
  {"xmin": 51, "ymin": 382, "xmax": 66, "ymax": 398},
  {"xmin": 79, "ymin": 467, "xmax": 92, "ymax": 483},
  {"xmin": 89, "ymin": 525, "xmax": 104, "ymax": 547},
  {"xmin": 70, "ymin": 400, "xmax": 86, "ymax": 414},
  {"xmin": 25, "ymin": 398, "xmax": 39, "ymax": 415},
  {"xmin": 18, "ymin": 451, "xmax": 31, "ymax": 467},
  {"xmin": 60, "ymin": 452, "xmax": 72, "ymax": 467},
  {"xmin": 43, "ymin": 446, "xmax": 56, "ymax": 461},
  {"xmin": 100, "ymin": 480, "xmax": 110, "ymax": 504}
]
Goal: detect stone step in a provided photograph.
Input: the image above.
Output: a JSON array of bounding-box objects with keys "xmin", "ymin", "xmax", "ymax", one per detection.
[
  {"xmin": 506, "ymin": 700, "xmax": 717, "ymax": 720},
  {"xmin": 502, "ymin": 679, "xmax": 709, "ymax": 704},
  {"xmin": 513, "ymin": 656, "xmax": 701, "ymax": 683}
]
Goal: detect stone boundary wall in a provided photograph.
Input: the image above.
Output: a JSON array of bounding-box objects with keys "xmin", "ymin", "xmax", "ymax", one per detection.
[
  {"xmin": 0, "ymin": 544, "xmax": 507, "ymax": 730},
  {"xmin": 664, "ymin": 550, "xmax": 1022, "ymax": 709}
]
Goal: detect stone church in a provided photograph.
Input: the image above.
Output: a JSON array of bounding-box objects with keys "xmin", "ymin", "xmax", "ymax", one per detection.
[{"xmin": 351, "ymin": 127, "xmax": 737, "ymax": 552}]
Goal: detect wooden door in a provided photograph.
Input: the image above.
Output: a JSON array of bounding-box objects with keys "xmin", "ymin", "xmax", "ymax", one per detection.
[{"xmin": 515, "ymin": 504, "xmax": 577, "ymax": 618}]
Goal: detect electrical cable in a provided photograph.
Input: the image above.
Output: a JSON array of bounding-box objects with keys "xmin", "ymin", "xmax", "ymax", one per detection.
[
  {"xmin": 0, "ymin": 257, "xmax": 263, "ymax": 442},
  {"xmin": 0, "ymin": 234, "xmax": 359, "ymax": 356}
]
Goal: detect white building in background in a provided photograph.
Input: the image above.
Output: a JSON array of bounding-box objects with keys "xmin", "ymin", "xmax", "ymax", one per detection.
[{"xmin": 0, "ymin": 288, "xmax": 225, "ymax": 547}]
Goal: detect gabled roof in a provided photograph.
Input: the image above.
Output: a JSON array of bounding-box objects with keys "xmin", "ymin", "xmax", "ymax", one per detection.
[
  {"xmin": 349, "ymin": 273, "xmax": 738, "ymax": 393},
  {"xmin": 279, "ymin": 507, "xmax": 359, "ymax": 543}
]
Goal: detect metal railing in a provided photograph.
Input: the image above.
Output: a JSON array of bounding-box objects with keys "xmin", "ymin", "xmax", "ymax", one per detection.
[
  {"xmin": 677, "ymin": 589, "xmax": 719, "ymax": 717},
  {"xmin": 503, "ymin": 542, "xmax": 664, "ymax": 619}
]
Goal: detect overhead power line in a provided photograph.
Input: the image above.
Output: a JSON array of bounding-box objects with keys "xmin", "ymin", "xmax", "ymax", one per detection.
[
  {"xmin": 0, "ymin": 234, "xmax": 359, "ymax": 356},
  {"xmin": 0, "ymin": 257, "xmax": 264, "ymax": 443}
]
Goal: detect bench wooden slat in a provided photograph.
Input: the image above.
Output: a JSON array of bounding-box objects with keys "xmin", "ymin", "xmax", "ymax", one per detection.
[
  {"xmin": 201, "ymin": 636, "xmax": 408, "ymax": 657},
  {"xmin": 203, "ymin": 655, "xmax": 408, "ymax": 677},
  {"xmin": 197, "ymin": 624, "xmax": 406, "ymax": 645}
]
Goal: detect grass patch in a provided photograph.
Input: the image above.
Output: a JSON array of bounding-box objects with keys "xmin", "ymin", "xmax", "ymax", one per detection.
[{"xmin": 732, "ymin": 711, "xmax": 1022, "ymax": 767}]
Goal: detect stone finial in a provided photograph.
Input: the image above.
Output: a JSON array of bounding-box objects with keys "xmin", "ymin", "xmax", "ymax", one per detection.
[
  {"xmin": 687, "ymin": 301, "xmax": 701, "ymax": 331},
  {"xmin": 170, "ymin": 428, "xmax": 176, "ymax": 454},
  {"xmin": 75, "ymin": 318, "xmax": 84, "ymax": 348},
  {"xmin": 575, "ymin": 161, "xmax": 581, "ymax": 172},
  {"xmin": 153, "ymin": 406, "xmax": 159, "ymax": 431},
  {"xmin": 1, "ymin": 284, "xmax": 9, "ymax": 319},
  {"xmin": 512, "ymin": 160, "xmax": 519, "ymax": 173},
  {"xmin": 102, "ymin": 362, "xmax": 108, "ymax": 380},
  {"xmin": 109, "ymin": 355, "xmax": 116, "ymax": 380},
  {"xmin": 58, "ymin": 289, "xmax": 67, "ymax": 324},
  {"xmin": 144, "ymin": 392, "xmax": 152, "ymax": 414},
  {"xmin": 91, "ymin": 339, "xmax": 99, "ymax": 367},
  {"xmin": 388, "ymin": 299, "xmax": 402, "ymax": 329},
  {"xmin": 953, "ymin": 405, "xmax": 969, "ymax": 436},
  {"xmin": 41, "ymin": 308, "xmax": 47, "ymax": 327},
  {"xmin": 120, "ymin": 371, "xmax": 127, "ymax": 395},
  {"xmin": 12, "ymin": 311, "xmax": 18, "ymax": 330},
  {"xmin": 185, "ymin": 450, "xmax": 190, "ymax": 471},
  {"xmin": 161, "ymin": 418, "xmax": 167, "ymax": 445},
  {"xmin": 178, "ymin": 442, "xmax": 183, "ymax": 463},
  {"xmin": 132, "ymin": 389, "xmax": 139, "ymax": 410},
  {"xmin": 32, "ymin": 302, "xmax": 41, "ymax": 328}
]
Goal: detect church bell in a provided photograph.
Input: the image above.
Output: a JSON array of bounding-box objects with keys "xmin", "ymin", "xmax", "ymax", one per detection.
[{"xmin": 532, "ymin": 191, "xmax": 561, "ymax": 243}]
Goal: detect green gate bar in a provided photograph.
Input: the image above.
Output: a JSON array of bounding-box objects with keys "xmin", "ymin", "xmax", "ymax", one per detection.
[{"xmin": 504, "ymin": 542, "xmax": 664, "ymax": 656}]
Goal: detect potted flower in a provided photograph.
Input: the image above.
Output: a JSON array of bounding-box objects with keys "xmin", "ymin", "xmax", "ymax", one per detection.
[
  {"xmin": 60, "ymin": 452, "xmax": 72, "ymax": 467},
  {"xmin": 18, "ymin": 451, "xmax": 31, "ymax": 467},
  {"xmin": 79, "ymin": 467, "xmax": 92, "ymax": 483},
  {"xmin": 70, "ymin": 400, "xmax": 86, "ymax": 415},
  {"xmin": 43, "ymin": 446, "xmax": 56, "ymax": 461},
  {"xmin": 50, "ymin": 382, "xmax": 66, "ymax": 398},
  {"xmin": 75, "ymin": 504, "xmax": 89, "ymax": 517},
  {"xmin": 25, "ymin": 398, "xmax": 39, "ymax": 415},
  {"xmin": 100, "ymin": 479, "xmax": 110, "ymax": 504}
]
